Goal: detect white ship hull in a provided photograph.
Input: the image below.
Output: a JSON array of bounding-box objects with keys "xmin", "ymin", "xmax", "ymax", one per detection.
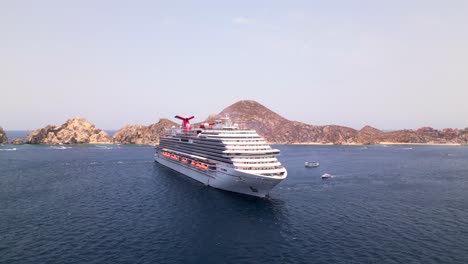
[{"xmin": 154, "ymin": 154, "xmax": 286, "ymax": 198}]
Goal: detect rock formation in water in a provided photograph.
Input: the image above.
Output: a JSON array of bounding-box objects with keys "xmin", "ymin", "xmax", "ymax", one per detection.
[
  {"xmin": 11, "ymin": 138, "xmax": 24, "ymax": 145},
  {"xmin": 27, "ymin": 118, "xmax": 112, "ymax": 144},
  {"xmin": 0, "ymin": 127, "xmax": 7, "ymax": 144},
  {"xmin": 205, "ymin": 100, "xmax": 468, "ymax": 145},
  {"xmin": 16, "ymin": 101, "xmax": 468, "ymax": 145},
  {"xmin": 112, "ymin": 118, "xmax": 178, "ymax": 144}
]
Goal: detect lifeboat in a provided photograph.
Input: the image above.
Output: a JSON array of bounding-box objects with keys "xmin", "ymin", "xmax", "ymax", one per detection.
[{"xmin": 190, "ymin": 161, "xmax": 208, "ymax": 170}]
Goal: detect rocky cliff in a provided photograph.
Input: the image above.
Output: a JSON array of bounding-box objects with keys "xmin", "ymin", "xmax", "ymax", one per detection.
[
  {"xmin": 205, "ymin": 100, "xmax": 468, "ymax": 145},
  {"xmin": 112, "ymin": 119, "xmax": 177, "ymax": 144},
  {"xmin": 0, "ymin": 127, "xmax": 8, "ymax": 144},
  {"xmin": 27, "ymin": 118, "xmax": 112, "ymax": 144}
]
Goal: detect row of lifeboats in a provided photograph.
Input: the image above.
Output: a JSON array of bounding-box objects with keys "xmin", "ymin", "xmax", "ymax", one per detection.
[
  {"xmin": 190, "ymin": 161, "xmax": 208, "ymax": 170},
  {"xmin": 162, "ymin": 151, "xmax": 179, "ymax": 161},
  {"xmin": 161, "ymin": 151, "xmax": 209, "ymax": 170}
]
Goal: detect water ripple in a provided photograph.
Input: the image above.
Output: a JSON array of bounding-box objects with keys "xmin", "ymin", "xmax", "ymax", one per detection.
[{"xmin": 1, "ymin": 145, "xmax": 468, "ymax": 263}]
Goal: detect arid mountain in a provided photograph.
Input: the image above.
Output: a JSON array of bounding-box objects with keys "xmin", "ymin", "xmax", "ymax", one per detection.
[
  {"xmin": 27, "ymin": 118, "xmax": 112, "ymax": 144},
  {"xmin": 112, "ymin": 119, "xmax": 178, "ymax": 144},
  {"xmin": 21, "ymin": 100, "xmax": 468, "ymax": 145},
  {"xmin": 357, "ymin": 126, "xmax": 385, "ymax": 145},
  {"xmin": 205, "ymin": 100, "xmax": 360, "ymax": 144},
  {"xmin": 205, "ymin": 100, "xmax": 292, "ymax": 143},
  {"xmin": 0, "ymin": 127, "xmax": 8, "ymax": 144},
  {"xmin": 205, "ymin": 100, "xmax": 468, "ymax": 145}
]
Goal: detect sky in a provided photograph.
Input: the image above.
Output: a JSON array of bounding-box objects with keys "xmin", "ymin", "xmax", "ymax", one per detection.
[{"xmin": 1, "ymin": 0, "xmax": 467, "ymax": 130}]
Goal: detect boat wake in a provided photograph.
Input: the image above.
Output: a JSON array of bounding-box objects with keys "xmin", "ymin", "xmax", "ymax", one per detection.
[
  {"xmin": 49, "ymin": 146, "xmax": 72, "ymax": 150},
  {"xmin": 95, "ymin": 145, "xmax": 120, "ymax": 150},
  {"xmin": 0, "ymin": 148, "xmax": 16, "ymax": 151}
]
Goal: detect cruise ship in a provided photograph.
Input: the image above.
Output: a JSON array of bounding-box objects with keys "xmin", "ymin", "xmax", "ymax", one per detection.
[{"xmin": 154, "ymin": 115, "xmax": 287, "ymax": 197}]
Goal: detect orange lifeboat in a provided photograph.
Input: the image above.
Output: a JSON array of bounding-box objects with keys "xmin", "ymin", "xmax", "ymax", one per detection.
[
  {"xmin": 188, "ymin": 160, "xmax": 208, "ymax": 170},
  {"xmin": 196, "ymin": 163, "xmax": 208, "ymax": 170}
]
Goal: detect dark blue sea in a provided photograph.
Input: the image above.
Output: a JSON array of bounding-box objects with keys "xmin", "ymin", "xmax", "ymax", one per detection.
[{"xmin": 1, "ymin": 141, "xmax": 468, "ymax": 263}]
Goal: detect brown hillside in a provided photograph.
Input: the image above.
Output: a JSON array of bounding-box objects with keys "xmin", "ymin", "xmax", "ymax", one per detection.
[
  {"xmin": 205, "ymin": 100, "xmax": 360, "ymax": 144},
  {"xmin": 112, "ymin": 118, "xmax": 177, "ymax": 144},
  {"xmin": 204, "ymin": 100, "xmax": 467, "ymax": 145}
]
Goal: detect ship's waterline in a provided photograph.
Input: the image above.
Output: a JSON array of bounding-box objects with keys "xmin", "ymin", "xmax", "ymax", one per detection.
[{"xmin": 154, "ymin": 115, "xmax": 287, "ymax": 197}]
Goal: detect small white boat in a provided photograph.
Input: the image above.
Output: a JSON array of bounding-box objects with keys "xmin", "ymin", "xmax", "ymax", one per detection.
[
  {"xmin": 321, "ymin": 173, "xmax": 333, "ymax": 179},
  {"xmin": 305, "ymin": 161, "xmax": 320, "ymax": 168}
]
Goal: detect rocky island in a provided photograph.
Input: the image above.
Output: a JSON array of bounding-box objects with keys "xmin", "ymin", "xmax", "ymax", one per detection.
[
  {"xmin": 11, "ymin": 138, "xmax": 24, "ymax": 145},
  {"xmin": 0, "ymin": 127, "xmax": 8, "ymax": 144},
  {"xmin": 112, "ymin": 119, "xmax": 177, "ymax": 145},
  {"xmin": 27, "ymin": 118, "xmax": 112, "ymax": 144}
]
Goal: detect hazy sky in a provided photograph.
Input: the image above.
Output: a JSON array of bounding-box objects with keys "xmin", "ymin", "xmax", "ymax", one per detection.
[{"xmin": 1, "ymin": 0, "xmax": 467, "ymax": 130}]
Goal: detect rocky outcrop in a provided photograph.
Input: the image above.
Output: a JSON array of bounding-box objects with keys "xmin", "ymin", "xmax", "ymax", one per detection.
[
  {"xmin": 27, "ymin": 118, "xmax": 112, "ymax": 144},
  {"xmin": 0, "ymin": 127, "xmax": 7, "ymax": 144},
  {"xmin": 11, "ymin": 138, "xmax": 24, "ymax": 145},
  {"xmin": 112, "ymin": 119, "xmax": 177, "ymax": 144}
]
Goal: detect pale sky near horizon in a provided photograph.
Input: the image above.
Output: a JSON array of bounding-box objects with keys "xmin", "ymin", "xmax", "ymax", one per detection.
[{"xmin": 1, "ymin": 0, "xmax": 467, "ymax": 130}]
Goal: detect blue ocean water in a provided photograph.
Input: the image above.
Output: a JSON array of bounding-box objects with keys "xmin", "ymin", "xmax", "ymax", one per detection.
[
  {"xmin": 1, "ymin": 144, "xmax": 468, "ymax": 264},
  {"xmin": 3, "ymin": 131, "xmax": 30, "ymax": 141}
]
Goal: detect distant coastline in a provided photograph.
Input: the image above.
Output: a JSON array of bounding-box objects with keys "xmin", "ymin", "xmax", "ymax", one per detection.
[
  {"xmin": 1, "ymin": 100, "xmax": 467, "ymax": 146},
  {"xmin": 288, "ymin": 142, "xmax": 465, "ymax": 146},
  {"xmin": 378, "ymin": 142, "xmax": 463, "ymax": 146}
]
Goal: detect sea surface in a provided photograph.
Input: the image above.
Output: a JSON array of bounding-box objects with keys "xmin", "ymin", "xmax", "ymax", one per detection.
[{"xmin": 1, "ymin": 143, "xmax": 468, "ymax": 264}]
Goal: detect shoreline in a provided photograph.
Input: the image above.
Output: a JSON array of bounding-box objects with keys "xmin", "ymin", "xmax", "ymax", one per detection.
[
  {"xmin": 378, "ymin": 142, "xmax": 462, "ymax": 146},
  {"xmin": 286, "ymin": 142, "xmax": 464, "ymax": 146}
]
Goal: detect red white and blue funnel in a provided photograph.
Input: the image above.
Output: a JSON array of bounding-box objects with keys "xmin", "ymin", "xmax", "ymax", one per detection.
[{"xmin": 175, "ymin": 115, "xmax": 194, "ymax": 131}]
